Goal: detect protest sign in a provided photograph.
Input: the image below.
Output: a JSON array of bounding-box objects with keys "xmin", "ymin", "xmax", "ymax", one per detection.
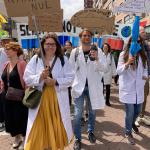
[
  {"xmin": 4, "ymin": 0, "xmax": 61, "ymax": 17},
  {"xmin": 113, "ymin": 0, "xmax": 150, "ymax": 14},
  {"xmin": 70, "ymin": 8, "xmax": 115, "ymax": 34},
  {"xmin": 28, "ymin": 9, "xmax": 63, "ymax": 32}
]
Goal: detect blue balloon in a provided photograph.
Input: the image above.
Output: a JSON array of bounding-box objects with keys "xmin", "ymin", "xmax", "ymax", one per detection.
[
  {"xmin": 130, "ymin": 42, "xmax": 141, "ymax": 56},
  {"xmin": 129, "ymin": 16, "xmax": 141, "ymax": 56}
]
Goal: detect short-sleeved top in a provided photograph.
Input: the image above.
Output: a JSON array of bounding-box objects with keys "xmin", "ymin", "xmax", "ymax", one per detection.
[{"xmin": 1, "ymin": 64, "xmax": 23, "ymax": 92}]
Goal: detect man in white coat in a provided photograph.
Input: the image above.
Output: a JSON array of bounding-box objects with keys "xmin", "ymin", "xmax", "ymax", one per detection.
[{"xmin": 69, "ymin": 29, "xmax": 108, "ymax": 150}]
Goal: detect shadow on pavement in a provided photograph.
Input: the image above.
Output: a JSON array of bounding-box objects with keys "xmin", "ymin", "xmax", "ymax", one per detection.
[
  {"xmin": 80, "ymin": 120, "xmax": 143, "ymax": 150},
  {"xmin": 111, "ymin": 88, "xmax": 119, "ymax": 94},
  {"xmin": 109, "ymin": 96, "xmax": 124, "ymax": 110},
  {"xmin": 81, "ymin": 141, "xmax": 141, "ymax": 150},
  {"xmin": 95, "ymin": 110, "xmax": 105, "ymax": 117},
  {"xmin": 134, "ymin": 131, "xmax": 150, "ymax": 150},
  {"xmin": 145, "ymin": 111, "xmax": 150, "ymax": 117},
  {"xmin": 110, "ymin": 95, "xmax": 119, "ymax": 103}
]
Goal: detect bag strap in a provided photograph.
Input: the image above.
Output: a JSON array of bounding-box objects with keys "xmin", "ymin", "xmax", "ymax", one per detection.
[
  {"xmin": 60, "ymin": 56, "xmax": 65, "ymax": 67},
  {"xmin": 6, "ymin": 63, "xmax": 10, "ymax": 87},
  {"xmin": 49, "ymin": 56, "xmax": 57, "ymax": 72},
  {"xmin": 75, "ymin": 47, "xmax": 79, "ymax": 62},
  {"xmin": 49, "ymin": 56, "xmax": 57, "ymax": 78},
  {"xmin": 110, "ymin": 53, "xmax": 113, "ymax": 65}
]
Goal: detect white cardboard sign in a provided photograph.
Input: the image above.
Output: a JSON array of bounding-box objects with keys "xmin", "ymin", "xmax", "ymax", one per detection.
[{"xmin": 113, "ymin": 0, "xmax": 150, "ymax": 14}]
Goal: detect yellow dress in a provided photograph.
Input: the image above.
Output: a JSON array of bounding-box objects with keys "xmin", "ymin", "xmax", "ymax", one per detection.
[{"xmin": 25, "ymin": 86, "xmax": 68, "ymax": 150}]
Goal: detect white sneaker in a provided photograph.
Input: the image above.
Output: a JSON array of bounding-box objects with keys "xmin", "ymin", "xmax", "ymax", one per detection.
[
  {"xmin": 18, "ymin": 141, "xmax": 24, "ymax": 150},
  {"xmin": 135, "ymin": 120, "xmax": 140, "ymax": 127},
  {"xmin": 0, "ymin": 123, "xmax": 5, "ymax": 132},
  {"xmin": 18, "ymin": 136, "xmax": 25, "ymax": 150},
  {"xmin": 140, "ymin": 117, "xmax": 150, "ymax": 126},
  {"xmin": 12, "ymin": 135, "xmax": 22, "ymax": 149}
]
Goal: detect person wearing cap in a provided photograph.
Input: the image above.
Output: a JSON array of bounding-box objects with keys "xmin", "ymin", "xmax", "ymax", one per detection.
[
  {"xmin": 69, "ymin": 29, "xmax": 108, "ymax": 150},
  {"xmin": 135, "ymin": 27, "xmax": 150, "ymax": 126}
]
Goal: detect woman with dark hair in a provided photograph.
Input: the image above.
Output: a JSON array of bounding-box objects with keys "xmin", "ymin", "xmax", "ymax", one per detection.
[
  {"xmin": 117, "ymin": 36, "xmax": 148, "ymax": 145},
  {"xmin": 101, "ymin": 43, "xmax": 116, "ymax": 106},
  {"xmin": 65, "ymin": 41, "xmax": 73, "ymax": 59},
  {"xmin": 64, "ymin": 41, "xmax": 73, "ymax": 106},
  {"xmin": 23, "ymin": 33, "xmax": 74, "ymax": 150},
  {"xmin": 1, "ymin": 42, "xmax": 28, "ymax": 150}
]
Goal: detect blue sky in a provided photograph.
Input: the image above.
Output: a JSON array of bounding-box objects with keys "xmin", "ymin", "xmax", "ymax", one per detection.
[{"xmin": 61, "ymin": 0, "xmax": 84, "ymax": 19}]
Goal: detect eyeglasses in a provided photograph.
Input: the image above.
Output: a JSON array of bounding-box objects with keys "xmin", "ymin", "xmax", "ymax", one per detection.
[
  {"xmin": 82, "ymin": 34, "xmax": 91, "ymax": 38},
  {"xmin": 44, "ymin": 43, "xmax": 56, "ymax": 47}
]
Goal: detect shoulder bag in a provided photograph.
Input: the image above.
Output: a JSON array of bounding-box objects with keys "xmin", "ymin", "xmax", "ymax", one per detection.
[
  {"xmin": 23, "ymin": 56, "xmax": 57, "ymax": 108},
  {"xmin": 5, "ymin": 63, "xmax": 25, "ymax": 101}
]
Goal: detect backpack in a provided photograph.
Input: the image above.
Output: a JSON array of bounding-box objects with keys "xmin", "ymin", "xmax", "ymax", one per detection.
[
  {"xmin": 109, "ymin": 53, "xmax": 113, "ymax": 66},
  {"xmin": 60, "ymin": 56, "xmax": 65, "ymax": 67},
  {"xmin": 75, "ymin": 47, "xmax": 79, "ymax": 62}
]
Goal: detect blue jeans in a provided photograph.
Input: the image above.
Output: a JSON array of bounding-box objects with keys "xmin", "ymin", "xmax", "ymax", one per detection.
[
  {"xmin": 125, "ymin": 103, "xmax": 142, "ymax": 134},
  {"xmin": 74, "ymin": 86, "xmax": 96, "ymax": 141}
]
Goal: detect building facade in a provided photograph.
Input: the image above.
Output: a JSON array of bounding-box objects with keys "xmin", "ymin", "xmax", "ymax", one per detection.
[
  {"xmin": 93, "ymin": 0, "xmax": 133, "ymax": 23},
  {"xmin": 93, "ymin": 0, "xmax": 150, "ymax": 34},
  {"xmin": 84, "ymin": 0, "xmax": 94, "ymax": 8},
  {"xmin": 93, "ymin": 0, "xmax": 108, "ymax": 9}
]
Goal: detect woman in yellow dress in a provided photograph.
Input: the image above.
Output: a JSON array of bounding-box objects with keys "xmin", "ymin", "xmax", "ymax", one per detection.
[{"xmin": 23, "ymin": 33, "xmax": 74, "ymax": 150}]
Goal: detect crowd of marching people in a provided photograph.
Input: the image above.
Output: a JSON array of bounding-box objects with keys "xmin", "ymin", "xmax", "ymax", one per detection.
[{"xmin": 0, "ymin": 27, "xmax": 150, "ymax": 150}]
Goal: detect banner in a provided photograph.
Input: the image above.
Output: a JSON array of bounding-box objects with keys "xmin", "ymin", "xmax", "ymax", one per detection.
[
  {"xmin": 4, "ymin": 0, "xmax": 61, "ymax": 17},
  {"xmin": 116, "ymin": 23, "xmax": 133, "ymax": 43},
  {"xmin": 16, "ymin": 22, "xmax": 80, "ymax": 48},
  {"xmin": 28, "ymin": 10, "xmax": 63, "ymax": 32},
  {"xmin": 71, "ymin": 8, "xmax": 115, "ymax": 34},
  {"xmin": 113, "ymin": 0, "xmax": 150, "ymax": 14}
]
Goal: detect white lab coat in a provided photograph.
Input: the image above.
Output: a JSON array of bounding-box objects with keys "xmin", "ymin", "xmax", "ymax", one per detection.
[
  {"xmin": 23, "ymin": 55, "xmax": 74, "ymax": 145},
  {"xmin": 117, "ymin": 51, "xmax": 148, "ymax": 104},
  {"xmin": 69, "ymin": 46, "xmax": 108, "ymax": 110},
  {"xmin": 102, "ymin": 52, "xmax": 117, "ymax": 85}
]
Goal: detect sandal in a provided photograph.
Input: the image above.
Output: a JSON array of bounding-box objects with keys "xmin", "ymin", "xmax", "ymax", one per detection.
[{"xmin": 12, "ymin": 135, "xmax": 22, "ymax": 149}]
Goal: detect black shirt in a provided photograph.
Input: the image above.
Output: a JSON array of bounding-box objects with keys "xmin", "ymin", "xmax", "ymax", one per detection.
[{"xmin": 83, "ymin": 50, "xmax": 90, "ymax": 87}]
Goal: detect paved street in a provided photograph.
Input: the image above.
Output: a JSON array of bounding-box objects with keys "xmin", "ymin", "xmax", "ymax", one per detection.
[{"xmin": 0, "ymin": 83, "xmax": 150, "ymax": 150}]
